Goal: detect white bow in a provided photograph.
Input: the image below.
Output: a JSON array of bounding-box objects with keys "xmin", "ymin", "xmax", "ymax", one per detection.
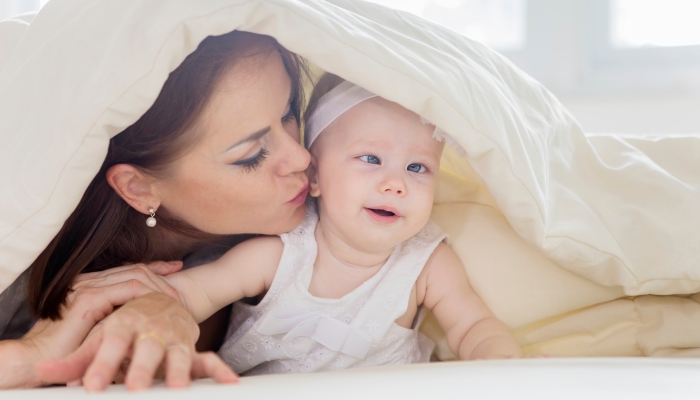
[{"xmin": 257, "ymin": 306, "xmax": 373, "ymax": 359}]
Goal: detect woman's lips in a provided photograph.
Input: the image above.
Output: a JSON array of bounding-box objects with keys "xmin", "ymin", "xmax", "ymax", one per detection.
[
  {"xmin": 364, "ymin": 207, "xmax": 401, "ymax": 224},
  {"xmin": 287, "ymin": 184, "xmax": 309, "ymax": 206}
]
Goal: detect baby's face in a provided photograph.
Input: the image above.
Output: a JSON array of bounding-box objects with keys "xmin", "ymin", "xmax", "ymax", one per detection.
[{"xmin": 309, "ymin": 97, "xmax": 444, "ymax": 253}]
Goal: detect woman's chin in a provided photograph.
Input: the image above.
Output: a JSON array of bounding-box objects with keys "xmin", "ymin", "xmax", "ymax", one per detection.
[
  {"xmin": 284, "ymin": 202, "xmax": 308, "ymax": 231},
  {"xmin": 211, "ymin": 203, "xmax": 308, "ymax": 236}
]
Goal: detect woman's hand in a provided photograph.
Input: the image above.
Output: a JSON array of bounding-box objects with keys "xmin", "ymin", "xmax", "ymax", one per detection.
[
  {"xmin": 35, "ymin": 264, "xmax": 238, "ymax": 391},
  {"xmin": 0, "ymin": 261, "xmax": 183, "ymax": 389}
]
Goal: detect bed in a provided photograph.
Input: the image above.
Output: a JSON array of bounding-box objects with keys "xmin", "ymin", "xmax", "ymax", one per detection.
[{"xmin": 5, "ymin": 359, "xmax": 700, "ymax": 399}]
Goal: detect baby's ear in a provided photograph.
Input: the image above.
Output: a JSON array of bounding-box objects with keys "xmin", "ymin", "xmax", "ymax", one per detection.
[{"xmin": 307, "ymin": 154, "xmax": 321, "ymax": 197}]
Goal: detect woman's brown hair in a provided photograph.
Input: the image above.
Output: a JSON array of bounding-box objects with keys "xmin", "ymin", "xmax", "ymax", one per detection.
[{"xmin": 28, "ymin": 31, "xmax": 309, "ymax": 320}]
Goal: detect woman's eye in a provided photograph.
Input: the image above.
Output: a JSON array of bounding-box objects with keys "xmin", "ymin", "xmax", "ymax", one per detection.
[
  {"xmin": 407, "ymin": 163, "xmax": 427, "ymax": 173},
  {"xmin": 359, "ymin": 155, "xmax": 380, "ymax": 164},
  {"xmin": 231, "ymin": 148, "xmax": 269, "ymax": 172}
]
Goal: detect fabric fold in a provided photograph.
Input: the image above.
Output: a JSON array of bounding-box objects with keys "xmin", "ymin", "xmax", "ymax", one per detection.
[{"xmin": 257, "ymin": 306, "xmax": 373, "ymax": 359}]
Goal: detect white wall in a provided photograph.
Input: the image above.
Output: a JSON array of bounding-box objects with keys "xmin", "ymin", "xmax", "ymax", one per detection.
[
  {"xmin": 560, "ymin": 95, "xmax": 700, "ymax": 135},
  {"xmin": 501, "ymin": 0, "xmax": 700, "ymax": 134}
]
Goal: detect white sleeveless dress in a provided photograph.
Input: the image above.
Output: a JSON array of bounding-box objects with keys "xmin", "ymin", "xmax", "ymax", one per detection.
[{"xmin": 218, "ymin": 205, "xmax": 447, "ymax": 375}]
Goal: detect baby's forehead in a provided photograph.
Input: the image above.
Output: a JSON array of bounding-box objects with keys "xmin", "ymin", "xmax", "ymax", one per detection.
[
  {"xmin": 352, "ymin": 97, "xmax": 420, "ymax": 122},
  {"xmin": 327, "ymin": 102, "xmax": 444, "ymax": 155},
  {"xmin": 334, "ymin": 99, "xmax": 429, "ymax": 137}
]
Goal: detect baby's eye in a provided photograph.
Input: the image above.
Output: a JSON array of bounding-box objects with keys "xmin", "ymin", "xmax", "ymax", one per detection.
[
  {"xmin": 359, "ymin": 155, "xmax": 380, "ymax": 165},
  {"xmin": 407, "ymin": 163, "xmax": 427, "ymax": 173}
]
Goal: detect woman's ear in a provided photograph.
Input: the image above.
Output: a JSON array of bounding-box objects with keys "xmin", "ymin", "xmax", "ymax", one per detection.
[
  {"xmin": 105, "ymin": 164, "xmax": 161, "ymax": 214},
  {"xmin": 307, "ymin": 154, "xmax": 321, "ymax": 197}
]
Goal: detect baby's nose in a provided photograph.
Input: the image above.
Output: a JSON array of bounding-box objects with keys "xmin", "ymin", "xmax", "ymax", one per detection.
[{"xmin": 379, "ymin": 174, "xmax": 406, "ymax": 195}]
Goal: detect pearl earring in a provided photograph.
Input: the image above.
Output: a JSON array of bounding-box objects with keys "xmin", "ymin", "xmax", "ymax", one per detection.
[{"xmin": 146, "ymin": 207, "xmax": 157, "ymax": 227}]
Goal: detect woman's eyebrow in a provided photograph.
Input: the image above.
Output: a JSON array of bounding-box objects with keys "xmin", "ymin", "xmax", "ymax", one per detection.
[{"xmin": 222, "ymin": 127, "xmax": 271, "ymax": 153}]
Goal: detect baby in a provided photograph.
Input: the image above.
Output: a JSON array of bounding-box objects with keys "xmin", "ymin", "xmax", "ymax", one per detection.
[{"xmin": 161, "ymin": 74, "xmax": 522, "ymax": 375}]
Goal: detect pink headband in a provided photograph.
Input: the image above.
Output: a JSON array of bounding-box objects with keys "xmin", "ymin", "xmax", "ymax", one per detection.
[{"xmin": 304, "ymin": 81, "xmax": 377, "ymax": 148}]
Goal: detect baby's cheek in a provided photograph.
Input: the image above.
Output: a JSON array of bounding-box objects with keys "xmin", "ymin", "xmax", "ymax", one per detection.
[{"xmin": 418, "ymin": 185, "xmax": 438, "ymax": 218}]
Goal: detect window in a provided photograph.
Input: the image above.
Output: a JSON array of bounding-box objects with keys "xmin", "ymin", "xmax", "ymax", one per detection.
[
  {"xmin": 366, "ymin": 0, "xmax": 526, "ymax": 51},
  {"xmin": 1, "ymin": 0, "xmax": 48, "ymax": 21},
  {"xmin": 611, "ymin": 0, "xmax": 700, "ymax": 48},
  {"xmin": 581, "ymin": 0, "xmax": 700, "ymax": 94},
  {"xmin": 363, "ymin": 0, "xmax": 700, "ymax": 132}
]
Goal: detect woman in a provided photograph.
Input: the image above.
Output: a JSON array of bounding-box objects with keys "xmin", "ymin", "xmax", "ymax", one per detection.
[{"xmin": 0, "ymin": 30, "xmax": 311, "ymax": 390}]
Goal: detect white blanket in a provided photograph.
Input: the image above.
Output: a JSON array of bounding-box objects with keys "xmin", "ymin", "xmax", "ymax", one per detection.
[{"xmin": 1, "ymin": 0, "xmax": 699, "ymax": 350}]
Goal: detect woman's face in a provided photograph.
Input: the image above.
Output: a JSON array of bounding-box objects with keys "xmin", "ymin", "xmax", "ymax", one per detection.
[{"xmin": 154, "ymin": 50, "xmax": 310, "ymax": 235}]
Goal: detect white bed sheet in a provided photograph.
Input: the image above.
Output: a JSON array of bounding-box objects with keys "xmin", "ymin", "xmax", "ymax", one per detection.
[{"xmin": 5, "ymin": 358, "xmax": 700, "ymax": 400}]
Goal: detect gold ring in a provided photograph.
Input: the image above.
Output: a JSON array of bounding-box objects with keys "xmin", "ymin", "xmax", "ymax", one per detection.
[{"xmin": 135, "ymin": 332, "xmax": 167, "ymax": 351}]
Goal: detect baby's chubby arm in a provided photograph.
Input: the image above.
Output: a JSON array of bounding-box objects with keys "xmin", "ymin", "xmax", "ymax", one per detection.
[
  {"xmin": 162, "ymin": 236, "xmax": 284, "ymax": 323},
  {"xmin": 418, "ymin": 243, "xmax": 522, "ymax": 360}
]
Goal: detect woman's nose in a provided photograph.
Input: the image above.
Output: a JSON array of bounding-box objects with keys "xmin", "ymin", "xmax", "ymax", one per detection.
[{"xmin": 275, "ymin": 129, "xmax": 311, "ymax": 176}]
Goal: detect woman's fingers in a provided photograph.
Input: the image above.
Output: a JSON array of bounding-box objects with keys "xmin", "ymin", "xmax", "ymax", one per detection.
[
  {"xmin": 73, "ymin": 261, "xmax": 182, "ymax": 283},
  {"xmin": 191, "ymin": 352, "xmax": 238, "ymax": 384},
  {"xmin": 72, "ymin": 266, "xmax": 181, "ymax": 302},
  {"xmin": 163, "ymin": 345, "xmax": 193, "ymax": 388},
  {"xmin": 124, "ymin": 337, "xmax": 166, "ymax": 391},
  {"xmin": 82, "ymin": 323, "xmax": 134, "ymax": 392},
  {"xmin": 73, "ymin": 269, "xmax": 163, "ymax": 296},
  {"xmin": 63, "ymin": 280, "xmax": 156, "ymax": 331},
  {"xmin": 146, "ymin": 260, "xmax": 184, "ymax": 276},
  {"xmin": 72, "ymin": 263, "xmax": 150, "ymax": 283}
]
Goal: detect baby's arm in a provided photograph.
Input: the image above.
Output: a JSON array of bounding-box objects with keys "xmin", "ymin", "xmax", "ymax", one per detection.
[
  {"xmin": 418, "ymin": 243, "xmax": 522, "ymax": 360},
  {"xmin": 162, "ymin": 236, "xmax": 284, "ymax": 323}
]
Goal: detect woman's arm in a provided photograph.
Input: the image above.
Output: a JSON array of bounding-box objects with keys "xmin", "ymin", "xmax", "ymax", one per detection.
[
  {"xmin": 0, "ymin": 329, "xmax": 47, "ymax": 388},
  {"xmin": 420, "ymin": 244, "xmax": 522, "ymax": 360}
]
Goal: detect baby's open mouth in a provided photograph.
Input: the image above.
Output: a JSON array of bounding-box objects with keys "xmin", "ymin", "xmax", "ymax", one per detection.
[{"xmin": 368, "ymin": 208, "xmax": 396, "ymax": 217}]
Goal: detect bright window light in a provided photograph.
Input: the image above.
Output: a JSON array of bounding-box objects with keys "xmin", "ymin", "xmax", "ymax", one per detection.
[
  {"xmin": 366, "ymin": 0, "xmax": 526, "ymax": 51},
  {"xmin": 611, "ymin": 0, "xmax": 700, "ymax": 48}
]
